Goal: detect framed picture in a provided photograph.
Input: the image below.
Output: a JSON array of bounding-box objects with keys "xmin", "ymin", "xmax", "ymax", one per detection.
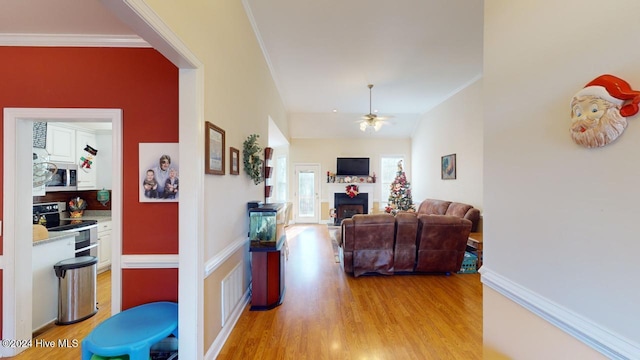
[
  {"xmin": 441, "ymin": 153, "xmax": 456, "ymax": 180},
  {"xmin": 230, "ymin": 147, "xmax": 240, "ymax": 175},
  {"xmin": 205, "ymin": 121, "xmax": 225, "ymax": 175},
  {"xmin": 139, "ymin": 143, "xmax": 179, "ymax": 202}
]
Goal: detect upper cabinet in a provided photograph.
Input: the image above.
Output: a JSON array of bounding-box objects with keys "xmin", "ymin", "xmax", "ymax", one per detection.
[
  {"xmin": 45, "ymin": 124, "xmax": 76, "ymax": 163},
  {"xmin": 76, "ymin": 130, "xmax": 98, "ymax": 190},
  {"xmin": 41, "ymin": 122, "xmax": 112, "ymax": 191}
]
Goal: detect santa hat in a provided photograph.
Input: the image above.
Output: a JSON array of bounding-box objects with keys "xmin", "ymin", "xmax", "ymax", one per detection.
[{"xmin": 574, "ymin": 74, "xmax": 640, "ymax": 117}]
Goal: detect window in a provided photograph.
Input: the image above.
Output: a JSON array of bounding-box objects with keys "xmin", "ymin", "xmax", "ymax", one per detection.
[
  {"xmin": 380, "ymin": 156, "xmax": 405, "ymax": 210},
  {"xmin": 275, "ymin": 155, "xmax": 287, "ymax": 202}
]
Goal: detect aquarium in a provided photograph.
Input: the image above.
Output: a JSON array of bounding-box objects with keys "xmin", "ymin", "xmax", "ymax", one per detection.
[{"xmin": 248, "ymin": 203, "xmax": 286, "ymax": 248}]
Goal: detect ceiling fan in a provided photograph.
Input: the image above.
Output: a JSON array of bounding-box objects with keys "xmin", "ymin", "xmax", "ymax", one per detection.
[
  {"xmin": 359, "ymin": 84, "xmax": 392, "ymax": 131},
  {"xmin": 32, "ymin": 148, "xmax": 57, "ymax": 188}
]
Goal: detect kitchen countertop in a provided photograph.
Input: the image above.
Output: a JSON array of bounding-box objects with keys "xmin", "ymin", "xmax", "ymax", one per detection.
[
  {"xmin": 33, "ymin": 231, "xmax": 78, "ymax": 246},
  {"xmin": 33, "ymin": 210, "xmax": 111, "ymax": 246},
  {"xmin": 60, "ymin": 210, "xmax": 112, "ymax": 223}
]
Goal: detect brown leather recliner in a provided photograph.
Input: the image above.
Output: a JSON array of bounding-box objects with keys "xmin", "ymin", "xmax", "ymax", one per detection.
[
  {"xmin": 415, "ymin": 215, "xmax": 472, "ymax": 273},
  {"xmin": 340, "ymin": 213, "xmax": 396, "ymax": 277},
  {"xmin": 393, "ymin": 212, "xmax": 419, "ymax": 272}
]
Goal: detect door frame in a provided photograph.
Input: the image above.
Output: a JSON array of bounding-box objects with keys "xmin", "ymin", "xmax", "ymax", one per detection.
[
  {"xmin": 1, "ymin": 1, "xmax": 206, "ymax": 357},
  {"xmin": 293, "ymin": 163, "xmax": 321, "ymax": 224},
  {"xmin": 97, "ymin": 1, "xmax": 205, "ymax": 358},
  {"xmin": 2, "ymin": 108, "xmax": 122, "ymax": 356}
]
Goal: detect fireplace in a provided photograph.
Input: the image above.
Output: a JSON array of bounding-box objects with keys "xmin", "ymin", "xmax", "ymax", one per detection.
[{"xmin": 334, "ymin": 193, "xmax": 368, "ymax": 225}]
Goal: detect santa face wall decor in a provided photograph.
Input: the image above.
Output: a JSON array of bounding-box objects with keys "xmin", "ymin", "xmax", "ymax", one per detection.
[{"xmin": 570, "ymin": 74, "xmax": 640, "ymax": 148}]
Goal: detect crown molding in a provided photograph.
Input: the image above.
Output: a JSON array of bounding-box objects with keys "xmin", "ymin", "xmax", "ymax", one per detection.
[
  {"xmin": 241, "ymin": 0, "xmax": 287, "ymax": 109},
  {"xmin": 0, "ymin": 33, "xmax": 150, "ymax": 47}
]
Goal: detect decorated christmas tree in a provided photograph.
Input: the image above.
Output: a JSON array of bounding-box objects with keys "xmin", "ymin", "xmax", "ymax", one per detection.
[{"xmin": 385, "ymin": 160, "xmax": 415, "ymax": 213}]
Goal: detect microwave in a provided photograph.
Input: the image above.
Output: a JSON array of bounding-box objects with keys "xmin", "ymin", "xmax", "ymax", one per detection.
[{"xmin": 45, "ymin": 163, "xmax": 78, "ymax": 192}]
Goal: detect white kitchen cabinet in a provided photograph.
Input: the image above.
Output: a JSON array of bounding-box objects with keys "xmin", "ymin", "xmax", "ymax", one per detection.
[
  {"xmin": 45, "ymin": 124, "xmax": 76, "ymax": 163},
  {"xmin": 33, "ymin": 182, "xmax": 45, "ymax": 196},
  {"xmin": 76, "ymin": 129, "xmax": 98, "ymax": 190},
  {"xmin": 97, "ymin": 220, "xmax": 112, "ymax": 273}
]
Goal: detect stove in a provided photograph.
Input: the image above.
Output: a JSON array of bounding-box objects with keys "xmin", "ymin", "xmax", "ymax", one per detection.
[
  {"xmin": 33, "ymin": 203, "xmax": 96, "ymax": 229},
  {"xmin": 33, "ymin": 202, "xmax": 98, "ymax": 257},
  {"xmin": 46, "ymin": 218, "xmax": 98, "ymax": 231}
]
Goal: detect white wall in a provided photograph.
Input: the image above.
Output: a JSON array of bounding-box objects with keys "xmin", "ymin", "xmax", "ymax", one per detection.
[
  {"xmin": 290, "ymin": 137, "xmax": 411, "ymax": 215},
  {"xmin": 144, "ymin": 0, "xmax": 288, "ymax": 353},
  {"xmin": 145, "ymin": 0, "xmax": 287, "ymax": 255},
  {"xmin": 412, "ymin": 78, "xmax": 483, "ymax": 212},
  {"xmin": 484, "ymin": 1, "xmax": 640, "ymax": 358},
  {"xmin": 95, "ymin": 132, "xmax": 113, "ymax": 190}
]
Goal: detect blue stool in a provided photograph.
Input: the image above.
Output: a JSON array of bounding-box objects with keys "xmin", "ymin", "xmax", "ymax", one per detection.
[{"xmin": 82, "ymin": 301, "xmax": 178, "ymax": 360}]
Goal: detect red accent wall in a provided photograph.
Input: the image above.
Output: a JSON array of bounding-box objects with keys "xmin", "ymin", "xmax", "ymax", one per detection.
[
  {"xmin": 121, "ymin": 268, "xmax": 179, "ymax": 310},
  {"xmin": 0, "ymin": 47, "xmax": 180, "ymax": 324}
]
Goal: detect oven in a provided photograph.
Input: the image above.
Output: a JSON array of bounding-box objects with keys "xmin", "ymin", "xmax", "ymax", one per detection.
[
  {"xmin": 57, "ymin": 223, "xmax": 98, "ymax": 257},
  {"xmin": 33, "ymin": 202, "xmax": 98, "ymax": 258}
]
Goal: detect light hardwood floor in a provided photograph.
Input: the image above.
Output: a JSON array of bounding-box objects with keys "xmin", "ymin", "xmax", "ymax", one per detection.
[
  {"xmin": 9, "ymin": 224, "xmax": 482, "ymax": 359},
  {"xmin": 217, "ymin": 224, "xmax": 482, "ymax": 359},
  {"xmin": 10, "ymin": 270, "xmax": 111, "ymax": 359}
]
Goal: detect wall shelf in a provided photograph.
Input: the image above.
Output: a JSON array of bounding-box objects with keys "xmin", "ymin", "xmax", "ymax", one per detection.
[{"xmin": 263, "ymin": 147, "xmax": 273, "ymax": 202}]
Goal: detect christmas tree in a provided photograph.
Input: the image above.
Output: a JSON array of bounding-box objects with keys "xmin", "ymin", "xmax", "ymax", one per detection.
[{"xmin": 385, "ymin": 160, "xmax": 415, "ymax": 213}]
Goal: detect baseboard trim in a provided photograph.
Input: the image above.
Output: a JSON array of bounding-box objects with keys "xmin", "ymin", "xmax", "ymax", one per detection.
[{"xmin": 481, "ymin": 267, "xmax": 640, "ymax": 359}]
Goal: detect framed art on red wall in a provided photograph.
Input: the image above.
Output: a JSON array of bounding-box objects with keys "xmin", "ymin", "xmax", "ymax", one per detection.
[{"xmin": 139, "ymin": 143, "xmax": 180, "ymax": 202}]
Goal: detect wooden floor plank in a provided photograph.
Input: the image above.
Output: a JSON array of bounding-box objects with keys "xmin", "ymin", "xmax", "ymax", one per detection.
[{"xmin": 217, "ymin": 224, "xmax": 482, "ymax": 360}]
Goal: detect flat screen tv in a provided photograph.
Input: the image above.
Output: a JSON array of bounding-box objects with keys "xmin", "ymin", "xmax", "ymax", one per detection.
[{"xmin": 336, "ymin": 157, "xmax": 370, "ymax": 176}]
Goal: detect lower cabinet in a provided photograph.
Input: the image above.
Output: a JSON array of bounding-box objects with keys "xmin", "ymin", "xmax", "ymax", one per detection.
[
  {"xmin": 32, "ymin": 234, "xmax": 75, "ymax": 331},
  {"xmin": 97, "ymin": 221, "xmax": 112, "ymax": 273},
  {"xmin": 250, "ymin": 239, "xmax": 286, "ymax": 311}
]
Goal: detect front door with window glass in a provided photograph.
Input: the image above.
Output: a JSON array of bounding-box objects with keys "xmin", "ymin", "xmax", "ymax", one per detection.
[{"xmin": 294, "ymin": 164, "xmax": 320, "ymax": 223}]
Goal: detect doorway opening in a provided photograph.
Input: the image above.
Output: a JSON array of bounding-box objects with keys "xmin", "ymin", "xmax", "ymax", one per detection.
[
  {"xmin": 294, "ymin": 164, "xmax": 320, "ymax": 223},
  {"xmin": 2, "ymin": 108, "xmax": 122, "ymax": 356}
]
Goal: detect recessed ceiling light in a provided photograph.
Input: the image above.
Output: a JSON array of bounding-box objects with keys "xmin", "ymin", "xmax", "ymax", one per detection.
[{"xmin": 332, "ymin": 109, "xmax": 338, "ymax": 113}]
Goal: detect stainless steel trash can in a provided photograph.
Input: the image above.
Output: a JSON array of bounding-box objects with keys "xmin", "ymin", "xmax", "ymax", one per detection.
[{"xmin": 54, "ymin": 256, "xmax": 98, "ymax": 325}]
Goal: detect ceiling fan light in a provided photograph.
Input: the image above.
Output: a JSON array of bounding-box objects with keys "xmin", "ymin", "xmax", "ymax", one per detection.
[{"xmin": 359, "ymin": 84, "xmax": 386, "ymax": 132}]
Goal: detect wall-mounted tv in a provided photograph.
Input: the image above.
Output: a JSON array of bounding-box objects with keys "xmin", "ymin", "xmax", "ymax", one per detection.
[{"xmin": 336, "ymin": 157, "xmax": 370, "ymax": 176}]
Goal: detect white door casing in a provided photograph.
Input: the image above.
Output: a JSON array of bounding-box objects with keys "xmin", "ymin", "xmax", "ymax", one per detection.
[{"xmin": 2, "ymin": 108, "xmax": 122, "ymax": 357}]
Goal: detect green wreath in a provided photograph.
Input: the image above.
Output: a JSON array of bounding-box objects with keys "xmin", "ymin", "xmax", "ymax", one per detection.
[{"xmin": 243, "ymin": 134, "xmax": 264, "ymax": 185}]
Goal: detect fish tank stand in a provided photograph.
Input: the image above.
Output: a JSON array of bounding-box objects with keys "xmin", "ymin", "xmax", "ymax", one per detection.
[{"xmin": 248, "ymin": 203, "xmax": 287, "ymax": 310}]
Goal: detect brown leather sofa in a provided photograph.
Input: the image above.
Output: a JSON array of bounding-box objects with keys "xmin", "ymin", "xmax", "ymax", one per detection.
[
  {"xmin": 417, "ymin": 199, "xmax": 480, "ymax": 232},
  {"xmin": 340, "ymin": 212, "xmax": 472, "ymax": 277}
]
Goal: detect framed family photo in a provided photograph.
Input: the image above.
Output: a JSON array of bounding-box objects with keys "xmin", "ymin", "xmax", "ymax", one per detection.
[
  {"xmin": 230, "ymin": 147, "xmax": 240, "ymax": 175},
  {"xmin": 205, "ymin": 121, "xmax": 225, "ymax": 175},
  {"xmin": 441, "ymin": 153, "xmax": 456, "ymax": 180},
  {"xmin": 139, "ymin": 143, "xmax": 179, "ymax": 202}
]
